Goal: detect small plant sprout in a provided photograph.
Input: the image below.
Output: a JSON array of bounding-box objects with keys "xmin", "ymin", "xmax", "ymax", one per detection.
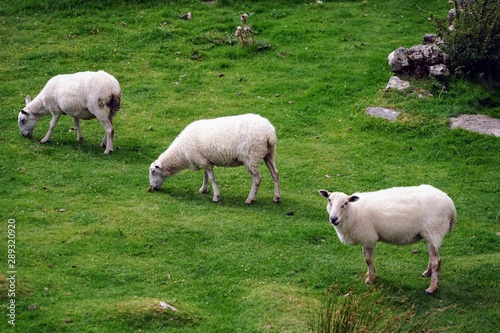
[
  {"xmin": 235, "ymin": 26, "xmax": 245, "ymax": 44},
  {"xmin": 235, "ymin": 13, "xmax": 256, "ymax": 46}
]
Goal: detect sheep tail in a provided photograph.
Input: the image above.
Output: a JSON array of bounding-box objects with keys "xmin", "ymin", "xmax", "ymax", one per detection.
[
  {"xmin": 108, "ymin": 93, "xmax": 121, "ymax": 117},
  {"xmin": 448, "ymin": 209, "xmax": 457, "ymax": 232},
  {"xmin": 266, "ymin": 135, "xmax": 277, "ymax": 159}
]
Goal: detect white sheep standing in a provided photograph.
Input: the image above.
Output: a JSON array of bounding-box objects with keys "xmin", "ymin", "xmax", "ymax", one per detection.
[
  {"xmin": 18, "ymin": 70, "xmax": 121, "ymax": 154},
  {"xmin": 149, "ymin": 113, "xmax": 281, "ymax": 204},
  {"xmin": 318, "ymin": 184, "xmax": 456, "ymax": 294}
]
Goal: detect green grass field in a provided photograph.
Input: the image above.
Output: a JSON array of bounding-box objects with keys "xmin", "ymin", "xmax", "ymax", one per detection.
[{"xmin": 1, "ymin": 0, "xmax": 499, "ymax": 332}]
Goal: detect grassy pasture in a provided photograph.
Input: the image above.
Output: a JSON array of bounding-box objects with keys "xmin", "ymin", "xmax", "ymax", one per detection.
[{"xmin": 1, "ymin": 0, "xmax": 499, "ymax": 332}]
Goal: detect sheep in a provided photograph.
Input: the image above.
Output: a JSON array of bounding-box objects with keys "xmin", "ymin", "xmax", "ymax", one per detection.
[
  {"xmin": 318, "ymin": 184, "xmax": 456, "ymax": 294},
  {"xmin": 18, "ymin": 70, "xmax": 121, "ymax": 154},
  {"xmin": 149, "ymin": 113, "xmax": 281, "ymax": 204}
]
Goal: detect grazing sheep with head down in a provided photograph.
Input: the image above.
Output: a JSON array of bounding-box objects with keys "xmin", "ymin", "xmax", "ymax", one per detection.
[
  {"xmin": 319, "ymin": 184, "xmax": 456, "ymax": 294},
  {"xmin": 18, "ymin": 70, "xmax": 121, "ymax": 154},
  {"xmin": 149, "ymin": 114, "xmax": 281, "ymax": 204}
]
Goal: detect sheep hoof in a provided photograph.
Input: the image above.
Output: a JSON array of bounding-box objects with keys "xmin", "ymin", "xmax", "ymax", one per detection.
[
  {"xmin": 245, "ymin": 199, "xmax": 255, "ymax": 205},
  {"xmin": 199, "ymin": 188, "xmax": 208, "ymax": 194},
  {"xmin": 40, "ymin": 139, "xmax": 50, "ymax": 144},
  {"xmin": 421, "ymin": 270, "xmax": 432, "ymax": 278},
  {"xmin": 273, "ymin": 197, "xmax": 281, "ymax": 203},
  {"xmin": 365, "ymin": 276, "xmax": 375, "ymax": 285},
  {"xmin": 212, "ymin": 197, "xmax": 220, "ymax": 203},
  {"xmin": 425, "ymin": 288, "xmax": 437, "ymax": 295},
  {"xmin": 104, "ymin": 150, "xmax": 113, "ymax": 155}
]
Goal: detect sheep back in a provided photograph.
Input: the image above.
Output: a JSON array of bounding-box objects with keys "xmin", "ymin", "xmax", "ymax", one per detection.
[
  {"xmin": 341, "ymin": 185, "xmax": 456, "ymax": 246},
  {"xmin": 39, "ymin": 70, "xmax": 121, "ymax": 118},
  {"xmin": 167, "ymin": 113, "xmax": 277, "ymax": 169}
]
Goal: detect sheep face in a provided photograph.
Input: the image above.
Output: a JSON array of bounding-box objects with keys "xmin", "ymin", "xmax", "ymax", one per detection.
[
  {"xmin": 149, "ymin": 161, "xmax": 169, "ymax": 191},
  {"xmin": 18, "ymin": 96, "xmax": 40, "ymax": 138},
  {"xmin": 318, "ymin": 190, "xmax": 359, "ymax": 226},
  {"xmin": 18, "ymin": 109, "xmax": 38, "ymax": 138}
]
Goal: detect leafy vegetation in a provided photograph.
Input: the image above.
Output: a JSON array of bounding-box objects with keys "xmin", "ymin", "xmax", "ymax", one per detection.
[
  {"xmin": 436, "ymin": 0, "xmax": 500, "ymax": 84},
  {"xmin": 1, "ymin": 0, "xmax": 499, "ymax": 332}
]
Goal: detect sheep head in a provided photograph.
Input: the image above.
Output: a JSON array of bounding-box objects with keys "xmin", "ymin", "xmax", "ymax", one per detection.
[
  {"xmin": 149, "ymin": 161, "xmax": 169, "ymax": 191},
  {"xmin": 319, "ymin": 190, "xmax": 359, "ymax": 226},
  {"xmin": 18, "ymin": 96, "xmax": 39, "ymax": 138}
]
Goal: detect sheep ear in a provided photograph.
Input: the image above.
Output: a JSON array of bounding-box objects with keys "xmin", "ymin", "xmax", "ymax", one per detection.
[
  {"xmin": 25, "ymin": 96, "xmax": 31, "ymax": 105},
  {"xmin": 348, "ymin": 195, "xmax": 360, "ymax": 203},
  {"xmin": 318, "ymin": 190, "xmax": 330, "ymax": 198}
]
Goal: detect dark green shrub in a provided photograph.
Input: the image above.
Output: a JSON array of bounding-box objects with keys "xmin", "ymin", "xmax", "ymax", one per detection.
[{"xmin": 437, "ymin": 0, "xmax": 500, "ymax": 85}]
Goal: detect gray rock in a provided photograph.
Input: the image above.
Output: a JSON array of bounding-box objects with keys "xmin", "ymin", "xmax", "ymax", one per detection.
[
  {"xmin": 429, "ymin": 64, "xmax": 450, "ymax": 77},
  {"xmin": 388, "ymin": 47, "xmax": 410, "ymax": 74},
  {"xmin": 386, "ymin": 76, "xmax": 410, "ymax": 91},
  {"xmin": 388, "ymin": 40, "xmax": 449, "ymax": 77},
  {"xmin": 448, "ymin": 8, "xmax": 456, "ymax": 26},
  {"xmin": 422, "ymin": 34, "xmax": 437, "ymax": 45},
  {"xmin": 365, "ymin": 107, "xmax": 400, "ymax": 121},
  {"xmin": 450, "ymin": 114, "xmax": 500, "ymax": 137},
  {"xmin": 408, "ymin": 44, "xmax": 445, "ymax": 66}
]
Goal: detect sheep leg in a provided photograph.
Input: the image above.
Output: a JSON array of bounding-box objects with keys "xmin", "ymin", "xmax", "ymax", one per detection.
[
  {"xmin": 97, "ymin": 117, "xmax": 114, "ymax": 155},
  {"xmin": 246, "ymin": 168, "xmax": 262, "ymax": 204},
  {"xmin": 205, "ymin": 168, "xmax": 220, "ymax": 203},
  {"xmin": 199, "ymin": 170, "xmax": 209, "ymax": 194},
  {"xmin": 363, "ymin": 246, "xmax": 376, "ymax": 285},
  {"xmin": 100, "ymin": 134, "xmax": 107, "ymax": 148},
  {"xmin": 422, "ymin": 258, "xmax": 432, "ymax": 278},
  {"xmin": 264, "ymin": 155, "xmax": 281, "ymax": 203},
  {"xmin": 424, "ymin": 244, "xmax": 441, "ymax": 294},
  {"xmin": 40, "ymin": 113, "xmax": 61, "ymax": 143},
  {"xmin": 74, "ymin": 118, "xmax": 84, "ymax": 141}
]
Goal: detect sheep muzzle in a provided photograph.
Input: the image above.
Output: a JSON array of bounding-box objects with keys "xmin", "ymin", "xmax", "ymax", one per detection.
[
  {"xmin": 330, "ymin": 216, "xmax": 340, "ymax": 226},
  {"xmin": 149, "ymin": 183, "xmax": 164, "ymax": 191}
]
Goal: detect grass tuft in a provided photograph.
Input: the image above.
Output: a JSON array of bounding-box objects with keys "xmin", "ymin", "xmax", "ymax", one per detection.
[
  {"xmin": 308, "ymin": 284, "xmax": 443, "ymax": 333},
  {"xmin": 107, "ymin": 297, "xmax": 199, "ymax": 329}
]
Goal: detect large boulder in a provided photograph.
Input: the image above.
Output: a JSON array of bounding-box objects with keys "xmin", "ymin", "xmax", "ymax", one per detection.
[
  {"xmin": 388, "ymin": 47, "xmax": 411, "ymax": 75},
  {"xmin": 408, "ymin": 44, "xmax": 446, "ymax": 66},
  {"xmin": 388, "ymin": 37, "xmax": 450, "ymax": 78}
]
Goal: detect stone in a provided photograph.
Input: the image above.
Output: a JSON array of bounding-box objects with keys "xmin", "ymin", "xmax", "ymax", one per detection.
[
  {"xmin": 365, "ymin": 107, "xmax": 400, "ymax": 121},
  {"xmin": 388, "ymin": 40, "xmax": 449, "ymax": 77},
  {"xmin": 450, "ymin": 114, "xmax": 500, "ymax": 137},
  {"xmin": 388, "ymin": 47, "xmax": 410, "ymax": 74},
  {"xmin": 448, "ymin": 8, "xmax": 456, "ymax": 26},
  {"xmin": 385, "ymin": 76, "xmax": 410, "ymax": 91},
  {"xmin": 429, "ymin": 64, "xmax": 450, "ymax": 77},
  {"xmin": 408, "ymin": 44, "xmax": 445, "ymax": 66},
  {"xmin": 422, "ymin": 34, "xmax": 437, "ymax": 45}
]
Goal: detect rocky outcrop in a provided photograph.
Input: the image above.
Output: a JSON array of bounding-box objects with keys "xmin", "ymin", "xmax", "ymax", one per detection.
[{"xmin": 388, "ymin": 37, "xmax": 449, "ymax": 78}]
